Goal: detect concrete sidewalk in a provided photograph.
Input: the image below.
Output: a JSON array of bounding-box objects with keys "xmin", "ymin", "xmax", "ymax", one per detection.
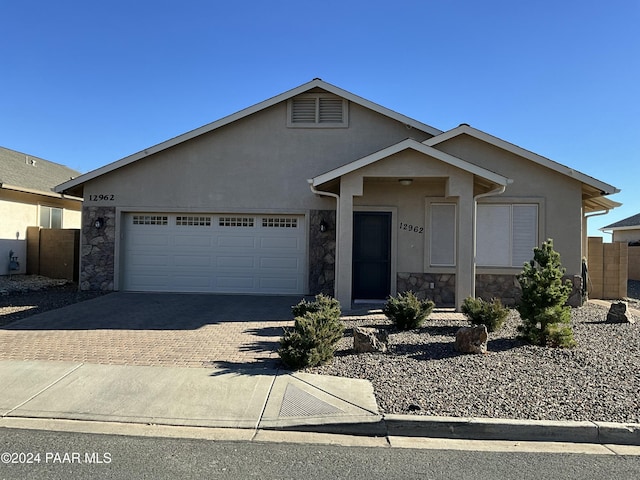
[{"xmin": 1, "ymin": 359, "xmax": 639, "ymax": 446}]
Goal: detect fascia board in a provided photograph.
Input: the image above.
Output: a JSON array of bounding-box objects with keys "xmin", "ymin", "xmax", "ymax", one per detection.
[
  {"xmin": 311, "ymin": 139, "xmax": 510, "ymax": 187},
  {"xmin": 1, "ymin": 183, "xmax": 82, "ymax": 201},
  {"xmin": 425, "ymin": 125, "xmax": 620, "ymax": 195},
  {"xmin": 56, "ymin": 79, "xmax": 442, "ymax": 194},
  {"xmin": 600, "ymin": 225, "xmax": 640, "ymax": 232}
]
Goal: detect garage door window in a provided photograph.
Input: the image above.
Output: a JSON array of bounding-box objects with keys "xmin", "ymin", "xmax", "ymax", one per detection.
[
  {"xmin": 262, "ymin": 217, "xmax": 298, "ymax": 228},
  {"xmin": 132, "ymin": 215, "xmax": 168, "ymax": 225},
  {"xmin": 219, "ymin": 217, "xmax": 255, "ymax": 227},
  {"xmin": 176, "ymin": 216, "xmax": 211, "ymax": 226}
]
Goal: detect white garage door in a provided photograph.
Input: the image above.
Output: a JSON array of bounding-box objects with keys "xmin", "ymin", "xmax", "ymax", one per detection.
[{"xmin": 122, "ymin": 213, "xmax": 306, "ymax": 294}]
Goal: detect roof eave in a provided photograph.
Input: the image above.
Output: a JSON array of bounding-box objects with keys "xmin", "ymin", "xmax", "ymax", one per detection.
[
  {"xmin": 425, "ymin": 124, "xmax": 620, "ymax": 195},
  {"xmin": 1, "ymin": 183, "xmax": 83, "ymax": 201}
]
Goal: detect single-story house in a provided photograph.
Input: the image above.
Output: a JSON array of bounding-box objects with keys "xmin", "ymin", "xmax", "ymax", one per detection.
[
  {"xmin": 55, "ymin": 79, "xmax": 620, "ymax": 309},
  {"xmin": 601, "ymin": 213, "xmax": 640, "ymax": 244},
  {"xmin": 1, "ymin": 146, "xmax": 82, "ymax": 275}
]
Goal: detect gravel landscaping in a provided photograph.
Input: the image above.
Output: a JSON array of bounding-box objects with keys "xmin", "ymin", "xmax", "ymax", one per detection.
[{"xmin": 309, "ymin": 282, "xmax": 640, "ymax": 424}]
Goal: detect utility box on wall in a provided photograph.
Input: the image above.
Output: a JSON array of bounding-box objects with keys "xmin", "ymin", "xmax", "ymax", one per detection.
[
  {"xmin": 26, "ymin": 227, "xmax": 80, "ymax": 281},
  {"xmin": 587, "ymin": 237, "xmax": 628, "ymax": 299}
]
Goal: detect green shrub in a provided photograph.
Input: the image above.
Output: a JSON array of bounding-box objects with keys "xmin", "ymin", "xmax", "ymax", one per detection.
[
  {"xmin": 278, "ymin": 311, "xmax": 345, "ymax": 369},
  {"xmin": 291, "ymin": 294, "xmax": 341, "ymax": 319},
  {"xmin": 516, "ymin": 239, "xmax": 576, "ymax": 348},
  {"xmin": 383, "ymin": 291, "xmax": 434, "ymax": 330},
  {"xmin": 461, "ymin": 297, "xmax": 508, "ymax": 332}
]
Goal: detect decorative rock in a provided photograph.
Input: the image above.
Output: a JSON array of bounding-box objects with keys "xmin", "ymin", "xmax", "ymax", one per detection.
[
  {"xmin": 607, "ymin": 302, "xmax": 635, "ymax": 324},
  {"xmin": 454, "ymin": 325, "xmax": 488, "ymax": 354},
  {"xmin": 353, "ymin": 326, "xmax": 388, "ymax": 353}
]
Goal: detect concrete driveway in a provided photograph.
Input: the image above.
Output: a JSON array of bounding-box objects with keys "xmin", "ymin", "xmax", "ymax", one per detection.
[{"xmin": 0, "ymin": 293, "xmax": 299, "ymax": 368}]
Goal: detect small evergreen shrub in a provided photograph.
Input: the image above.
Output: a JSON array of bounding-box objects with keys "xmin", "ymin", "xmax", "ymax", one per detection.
[
  {"xmin": 516, "ymin": 239, "xmax": 576, "ymax": 348},
  {"xmin": 278, "ymin": 310, "xmax": 345, "ymax": 369},
  {"xmin": 383, "ymin": 291, "xmax": 434, "ymax": 330},
  {"xmin": 291, "ymin": 294, "xmax": 341, "ymax": 319},
  {"xmin": 461, "ymin": 296, "xmax": 508, "ymax": 332}
]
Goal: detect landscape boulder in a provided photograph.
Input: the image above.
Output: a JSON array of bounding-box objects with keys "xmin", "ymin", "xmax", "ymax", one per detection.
[
  {"xmin": 353, "ymin": 326, "xmax": 388, "ymax": 353},
  {"xmin": 606, "ymin": 302, "xmax": 635, "ymax": 324},
  {"xmin": 454, "ymin": 325, "xmax": 488, "ymax": 354}
]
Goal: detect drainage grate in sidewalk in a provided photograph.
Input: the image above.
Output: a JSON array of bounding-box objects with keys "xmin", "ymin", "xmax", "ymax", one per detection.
[{"xmin": 278, "ymin": 383, "xmax": 345, "ymax": 418}]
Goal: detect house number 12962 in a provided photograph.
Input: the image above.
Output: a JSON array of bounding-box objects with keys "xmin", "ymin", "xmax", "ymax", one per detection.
[
  {"xmin": 89, "ymin": 194, "xmax": 115, "ymax": 201},
  {"xmin": 399, "ymin": 223, "xmax": 424, "ymax": 234}
]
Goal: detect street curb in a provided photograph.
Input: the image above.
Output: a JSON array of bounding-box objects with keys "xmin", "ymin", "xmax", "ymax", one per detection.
[{"xmin": 383, "ymin": 415, "xmax": 640, "ymax": 446}]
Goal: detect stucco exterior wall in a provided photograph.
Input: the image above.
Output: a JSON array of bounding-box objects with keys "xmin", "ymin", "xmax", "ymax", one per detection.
[
  {"xmin": 82, "ymin": 102, "xmax": 432, "ymax": 213},
  {"xmin": 434, "ymin": 134, "xmax": 584, "ymax": 275},
  {"xmin": 1, "ymin": 190, "xmax": 81, "ymax": 276},
  {"xmin": 613, "ymin": 229, "xmax": 640, "ymax": 243}
]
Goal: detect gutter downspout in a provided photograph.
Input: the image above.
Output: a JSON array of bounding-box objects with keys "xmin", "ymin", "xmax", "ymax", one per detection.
[
  {"xmin": 472, "ymin": 183, "xmax": 510, "ymax": 299},
  {"xmin": 308, "ymin": 180, "xmax": 340, "ymax": 297}
]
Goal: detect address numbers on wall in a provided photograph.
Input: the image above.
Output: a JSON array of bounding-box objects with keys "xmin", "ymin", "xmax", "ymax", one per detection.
[
  {"xmin": 399, "ymin": 222, "xmax": 424, "ymax": 234},
  {"xmin": 88, "ymin": 194, "xmax": 115, "ymax": 201}
]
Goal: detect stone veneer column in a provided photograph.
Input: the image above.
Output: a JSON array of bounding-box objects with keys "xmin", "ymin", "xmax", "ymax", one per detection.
[
  {"xmin": 308, "ymin": 210, "xmax": 336, "ymax": 296},
  {"xmin": 80, "ymin": 206, "xmax": 116, "ymax": 291}
]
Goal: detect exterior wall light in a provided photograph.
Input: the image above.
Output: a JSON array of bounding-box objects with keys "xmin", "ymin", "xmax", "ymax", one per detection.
[
  {"xmin": 398, "ymin": 178, "xmax": 413, "ymax": 186},
  {"xmin": 319, "ymin": 219, "xmax": 328, "ymax": 232},
  {"xmin": 94, "ymin": 217, "xmax": 105, "ymax": 229}
]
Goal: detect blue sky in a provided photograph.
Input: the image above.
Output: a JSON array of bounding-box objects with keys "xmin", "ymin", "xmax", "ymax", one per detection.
[{"xmin": 2, "ymin": 0, "xmax": 638, "ymax": 237}]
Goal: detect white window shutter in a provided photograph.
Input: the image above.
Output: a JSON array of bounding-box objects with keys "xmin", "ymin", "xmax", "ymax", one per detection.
[
  {"xmin": 511, "ymin": 205, "xmax": 538, "ymax": 266},
  {"xmin": 476, "ymin": 204, "xmax": 511, "ymax": 266},
  {"xmin": 430, "ymin": 204, "xmax": 456, "ymax": 266}
]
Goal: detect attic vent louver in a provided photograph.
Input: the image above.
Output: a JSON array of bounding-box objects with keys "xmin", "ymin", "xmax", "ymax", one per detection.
[{"xmin": 288, "ymin": 94, "xmax": 348, "ymax": 128}]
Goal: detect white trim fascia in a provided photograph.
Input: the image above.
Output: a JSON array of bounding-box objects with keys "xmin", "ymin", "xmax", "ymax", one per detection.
[
  {"xmin": 310, "ymin": 138, "xmax": 510, "ymax": 187},
  {"xmin": 599, "ymin": 225, "xmax": 640, "ymax": 232},
  {"xmin": 55, "ymin": 79, "xmax": 442, "ymax": 194},
  {"xmin": 424, "ymin": 124, "xmax": 620, "ymax": 195}
]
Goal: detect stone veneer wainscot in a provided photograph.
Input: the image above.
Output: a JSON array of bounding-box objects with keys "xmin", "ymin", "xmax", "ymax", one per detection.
[{"xmin": 80, "ymin": 206, "xmax": 116, "ymax": 291}]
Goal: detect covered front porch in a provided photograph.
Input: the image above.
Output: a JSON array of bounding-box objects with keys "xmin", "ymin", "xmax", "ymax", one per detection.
[{"xmin": 308, "ymin": 139, "xmax": 510, "ymax": 310}]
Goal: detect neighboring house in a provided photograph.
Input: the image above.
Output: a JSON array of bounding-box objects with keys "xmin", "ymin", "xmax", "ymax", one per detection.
[
  {"xmin": 55, "ymin": 79, "xmax": 620, "ymax": 308},
  {"xmin": 601, "ymin": 213, "xmax": 640, "ymax": 244},
  {"xmin": 602, "ymin": 212, "xmax": 640, "ymax": 282},
  {"xmin": 1, "ymin": 146, "xmax": 82, "ymax": 275}
]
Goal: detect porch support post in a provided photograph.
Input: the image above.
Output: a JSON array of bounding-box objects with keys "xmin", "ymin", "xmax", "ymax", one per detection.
[
  {"xmin": 335, "ymin": 174, "xmax": 363, "ymax": 309},
  {"xmin": 449, "ymin": 175, "xmax": 474, "ymax": 311}
]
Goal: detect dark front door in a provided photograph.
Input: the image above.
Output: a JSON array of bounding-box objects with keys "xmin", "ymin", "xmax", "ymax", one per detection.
[{"xmin": 352, "ymin": 212, "xmax": 391, "ymax": 300}]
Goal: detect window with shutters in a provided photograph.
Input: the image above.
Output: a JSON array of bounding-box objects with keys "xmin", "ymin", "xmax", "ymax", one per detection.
[
  {"xmin": 287, "ymin": 94, "xmax": 348, "ymax": 128},
  {"xmin": 476, "ymin": 204, "xmax": 539, "ymax": 267}
]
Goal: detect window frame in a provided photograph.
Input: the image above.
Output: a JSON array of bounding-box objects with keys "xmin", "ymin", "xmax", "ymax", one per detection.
[
  {"xmin": 476, "ymin": 202, "xmax": 540, "ymax": 268},
  {"xmin": 39, "ymin": 205, "xmax": 63, "ymax": 229},
  {"xmin": 287, "ymin": 94, "xmax": 349, "ymax": 128}
]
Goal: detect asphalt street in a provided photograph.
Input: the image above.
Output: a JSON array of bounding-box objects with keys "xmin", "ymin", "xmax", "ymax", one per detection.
[{"xmin": 2, "ymin": 428, "xmax": 640, "ymax": 480}]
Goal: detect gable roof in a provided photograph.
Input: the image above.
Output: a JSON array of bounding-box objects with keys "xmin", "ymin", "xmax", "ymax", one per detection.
[
  {"xmin": 424, "ymin": 124, "xmax": 620, "ymax": 196},
  {"xmin": 310, "ymin": 138, "xmax": 511, "ymax": 187},
  {"xmin": 55, "ymin": 79, "xmax": 443, "ymax": 195},
  {"xmin": 601, "ymin": 212, "xmax": 640, "ymax": 231},
  {"xmin": 0, "ymin": 146, "xmax": 81, "ymax": 199}
]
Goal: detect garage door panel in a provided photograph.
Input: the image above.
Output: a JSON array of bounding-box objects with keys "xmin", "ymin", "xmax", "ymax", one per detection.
[
  {"xmin": 259, "ymin": 237, "xmax": 300, "ymax": 249},
  {"xmin": 217, "ymin": 256, "xmax": 255, "ymax": 268},
  {"xmin": 215, "ymin": 276, "xmax": 256, "ymax": 290},
  {"xmin": 175, "ymin": 255, "xmax": 211, "ymax": 267},
  {"xmin": 174, "ymin": 235, "xmax": 212, "ymax": 247},
  {"xmin": 260, "ymin": 257, "xmax": 299, "ymax": 270},
  {"xmin": 123, "ymin": 213, "xmax": 305, "ymax": 294},
  {"xmin": 131, "ymin": 234, "xmax": 170, "ymax": 247},
  {"xmin": 259, "ymin": 277, "xmax": 299, "ymax": 291},
  {"xmin": 217, "ymin": 236, "xmax": 255, "ymax": 248},
  {"xmin": 131, "ymin": 255, "xmax": 170, "ymax": 267}
]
